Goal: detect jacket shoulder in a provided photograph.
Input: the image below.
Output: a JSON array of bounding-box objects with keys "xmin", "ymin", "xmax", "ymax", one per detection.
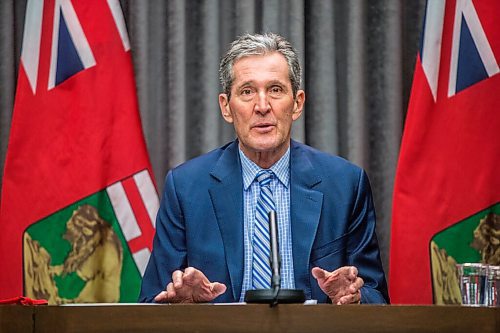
[
  {"xmin": 170, "ymin": 141, "xmax": 235, "ymax": 177},
  {"xmin": 292, "ymin": 141, "xmax": 364, "ymax": 177}
]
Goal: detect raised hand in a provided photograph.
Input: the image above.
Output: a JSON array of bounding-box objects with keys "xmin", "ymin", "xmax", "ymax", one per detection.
[
  {"xmin": 154, "ymin": 267, "xmax": 227, "ymax": 303},
  {"xmin": 312, "ymin": 266, "xmax": 364, "ymax": 305}
]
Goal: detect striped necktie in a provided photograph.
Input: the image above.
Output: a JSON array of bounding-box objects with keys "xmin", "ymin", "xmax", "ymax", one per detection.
[{"xmin": 252, "ymin": 169, "xmax": 275, "ymax": 289}]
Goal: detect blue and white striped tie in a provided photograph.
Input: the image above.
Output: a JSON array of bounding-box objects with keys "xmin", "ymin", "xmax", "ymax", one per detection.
[{"xmin": 252, "ymin": 170, "xmax": 275, "ymax": 289}]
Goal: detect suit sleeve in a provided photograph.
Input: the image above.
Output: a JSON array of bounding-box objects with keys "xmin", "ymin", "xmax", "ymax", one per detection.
[
  {"xmin": 347, "ymin": 170, "xmax": 390, "ymax": 304},
  {"xmin": 138, "ymin": 170, "xmax": 187, "ymax": 302}
]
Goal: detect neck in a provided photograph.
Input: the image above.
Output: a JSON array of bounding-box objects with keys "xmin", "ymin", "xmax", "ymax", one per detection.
[{"xmin": 239, "ymin": 141, "xmax": 290, "ymax": 169}]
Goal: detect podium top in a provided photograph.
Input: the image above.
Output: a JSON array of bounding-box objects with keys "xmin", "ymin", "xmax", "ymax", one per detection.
[{"xmin": 1, "ymin": 304, "xmax": 498, "ymax": 333}]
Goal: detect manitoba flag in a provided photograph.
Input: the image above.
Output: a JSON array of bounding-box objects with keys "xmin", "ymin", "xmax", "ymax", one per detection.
[
  {"xmin": 390, "ymin": 0, "xmax": 500, "ymax": 304},
  {"xmin": 0, "ymin": 0, "xmax": 159, "ymax": 303}
]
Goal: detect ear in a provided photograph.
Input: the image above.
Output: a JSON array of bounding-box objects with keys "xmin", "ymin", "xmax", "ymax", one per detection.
[
  {"xmin": 219, "ymin": 94, "xmax": 234, "ymax": 123},
  {"xmin": 292, "ymin": 90, "xmax": 305, "ymax": 121}
]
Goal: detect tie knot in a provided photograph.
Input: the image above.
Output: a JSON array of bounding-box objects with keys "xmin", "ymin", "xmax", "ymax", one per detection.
[{"xmin": 256, "ymin": 170, "xmax": 273, "ymax": 187}]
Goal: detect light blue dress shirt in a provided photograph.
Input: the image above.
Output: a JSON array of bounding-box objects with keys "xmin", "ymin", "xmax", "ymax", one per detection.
[{"xmin": 238, "ymin": 147, "xmax": 295, "ymax": 301}]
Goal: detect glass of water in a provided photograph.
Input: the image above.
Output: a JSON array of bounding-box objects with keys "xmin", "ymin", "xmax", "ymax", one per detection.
[
  {"xmin": 456, "ymin": 263, "xmax": 487, "ymax": 306},
  {"xmin": 485, "ymin": 265, "xmax": 500, "ymax": 307}
]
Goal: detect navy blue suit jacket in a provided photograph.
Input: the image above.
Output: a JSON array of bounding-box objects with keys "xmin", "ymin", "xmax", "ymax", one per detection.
[{"xmin": 139, "ymin": 140, "xmax": 389, "ymax": 303}]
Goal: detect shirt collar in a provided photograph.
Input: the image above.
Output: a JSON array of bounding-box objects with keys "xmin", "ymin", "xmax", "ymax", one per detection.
[{"xmin": 239, "ymin": 146, "xmax": 290, "ymax": 190}]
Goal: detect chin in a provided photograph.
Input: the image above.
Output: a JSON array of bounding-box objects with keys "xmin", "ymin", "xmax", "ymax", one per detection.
[
  {"xmin": 249, "ymin": 140, "xmax": 275, "ymax": 151},
  {"xmin": 252, "ymin": 141, "xmax": 287, "ymax": 153}
]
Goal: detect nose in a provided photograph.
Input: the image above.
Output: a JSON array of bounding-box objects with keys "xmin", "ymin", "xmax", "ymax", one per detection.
[{"xmin": 254, "ymin": 91, "xmax": 271, "ymax": 114}]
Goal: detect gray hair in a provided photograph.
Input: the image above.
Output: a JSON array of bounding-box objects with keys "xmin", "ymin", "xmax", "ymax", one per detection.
[{"xmin": 219, "ymin": 33, "xmax": 302, "ymax": 99}]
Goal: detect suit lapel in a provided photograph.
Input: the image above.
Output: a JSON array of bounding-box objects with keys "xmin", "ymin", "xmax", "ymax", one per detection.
[
  {"xmin": 290, "ymin": 141, "xmax": 323, "ymax": 299},
  {"xmin": 208, "ymin": 141, "xmax": 244, "ymax": 301}
]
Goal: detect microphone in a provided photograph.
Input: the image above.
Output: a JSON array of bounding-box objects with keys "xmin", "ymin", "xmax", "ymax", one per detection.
[
  {"xmin": 269, "ymin": 210, "xmax": 281, "ymax": 305},
  {"xmin": 244, "ymin": 210, "xmax": 305, "ymax": 305}
]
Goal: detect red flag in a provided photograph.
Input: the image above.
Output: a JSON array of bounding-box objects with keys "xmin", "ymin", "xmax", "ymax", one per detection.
[
  {"xmin": 390, "ymin": 0, "xmax": 500, "ymax": 304},
  {"xmin": 0, "ymin": 0, "xmax": 158, "ymax": 303}
]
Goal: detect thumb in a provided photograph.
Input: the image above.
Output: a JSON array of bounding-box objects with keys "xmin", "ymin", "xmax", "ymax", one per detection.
[
  {"xmin": 211, "ymin": 282, "xmax": 227, "ymax": 296},
  {"xmin": 311, "ymin": 267, "xmax": 328, "ymax": 280}
]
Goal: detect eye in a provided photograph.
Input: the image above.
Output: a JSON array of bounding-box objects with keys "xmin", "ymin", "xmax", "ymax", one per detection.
[
  {"xmin": 269, "ymin": 85, "xmax": 284, "ymax": 94},
  {"xmin": 239, "ymin": 87, "xmax": 255, "ymax": 96}
]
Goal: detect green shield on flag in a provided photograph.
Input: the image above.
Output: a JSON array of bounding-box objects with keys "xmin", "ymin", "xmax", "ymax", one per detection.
[
  {"xmin": 430, "ymin": 203, "xmax": 500, "ymax": 304},
  {"xmin": 23, "ymin": 189, "xmax": 142, "ymax": 304}
]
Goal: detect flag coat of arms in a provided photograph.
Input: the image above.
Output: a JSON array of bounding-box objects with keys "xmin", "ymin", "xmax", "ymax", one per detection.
[
  {"xmin": 0, "ymin": 0, "xmax": 159, "ymax": 304},
  {"xmin": 390, "ymin": 0, "xmax": 500, "ymax": 304}
]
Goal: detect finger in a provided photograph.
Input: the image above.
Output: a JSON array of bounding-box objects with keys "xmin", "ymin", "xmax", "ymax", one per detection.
[
  {"xmin": 166, "ymin": 282, "xmax": 176, "ymax": 295},
  {"xmin": 334, "ymin": 266, "xmax": 353, "ymax": 276},
  {"xmin": 183, "ymin": 267, "xmax": 205, "ymax": 284},
  {"xmin": 349, "ymin": 277, "xmax": 364, "ymax": 293},
  {"xmin": 349, "ymin": 266, "xmax": 358, "ymax": 280},
  {"xmin": 183, "ymin": 266, "xmax": 197, "ymax": 277},
  {"xmin": 163, "ymin": 282, "xmax": 180, "ymax": 301},
  {"xmin": 337, "ymin": 291, "xmax": 360, "ymax": 305},
  {"xmin": 172, "ymin": 270, "xmax": 184, "ymax": 288},
  {"xmin": 333, "ymin": 266, "xmax": 357, "ymax": 282},
  {"xmin": 154, "ymin": 290, "xmax": 169, "ymax": 303}
]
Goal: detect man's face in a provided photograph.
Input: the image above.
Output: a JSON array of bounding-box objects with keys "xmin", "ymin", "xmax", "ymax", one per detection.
[{"xmin": 219, "ymin": 52, "xmax": 304, "ymax": 165}]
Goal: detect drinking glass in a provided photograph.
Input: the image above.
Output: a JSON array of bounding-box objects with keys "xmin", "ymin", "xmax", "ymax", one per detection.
[
  {"xmin": 484, "ymin": 265, "xmax": 500, "ymax": 307},
  {"xmin": 456, "ymin": 263, "xmax": 487, "ymax": 306}
]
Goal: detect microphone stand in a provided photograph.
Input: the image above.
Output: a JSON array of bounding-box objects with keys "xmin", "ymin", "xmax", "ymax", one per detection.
[{"xmin": 245, "ymin": 211, "xmax": 305, "ymax": 306}]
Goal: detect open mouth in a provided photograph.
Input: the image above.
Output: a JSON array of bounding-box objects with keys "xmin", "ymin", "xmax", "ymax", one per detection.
[{"xmin": 253, "ymin": 123, "xmax": 275, "ymax": 132}]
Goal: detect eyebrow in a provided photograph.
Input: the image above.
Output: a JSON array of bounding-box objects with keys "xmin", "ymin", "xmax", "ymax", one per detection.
[
  {"xmin": 234, "ymin": 79, "xmax": 288, "ymax": 90},
  {"xmin": 266, "ymin": 80, "xmax": 287, "ymax": 87},
  {"xmin": 234, "ymin": 80, "xmax": 255, "ymax": 90}
]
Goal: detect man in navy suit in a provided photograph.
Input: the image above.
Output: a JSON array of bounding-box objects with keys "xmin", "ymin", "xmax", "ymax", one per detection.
[{"xmin": 139, "ymin": 33, "xmax": 389, "ymax": 304}]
